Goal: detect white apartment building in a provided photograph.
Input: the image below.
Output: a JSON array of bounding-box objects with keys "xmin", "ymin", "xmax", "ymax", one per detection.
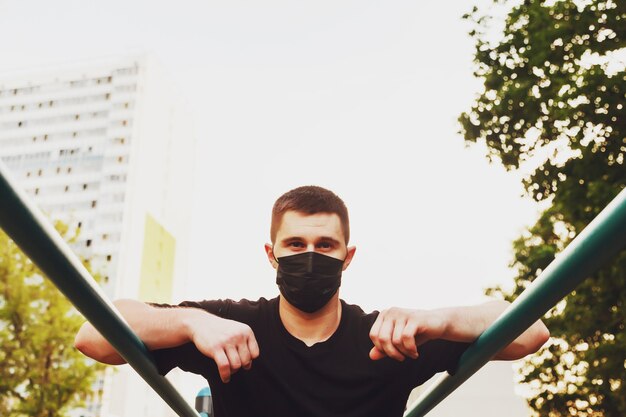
[{"xmin": 0, "ymin": 56, "xmax": 196, "ymax": 417}]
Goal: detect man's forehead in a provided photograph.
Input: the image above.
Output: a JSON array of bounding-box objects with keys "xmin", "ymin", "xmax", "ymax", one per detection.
[{"xmin": 276, "ymin": 211, "xmax": 343, "ymax": 237}]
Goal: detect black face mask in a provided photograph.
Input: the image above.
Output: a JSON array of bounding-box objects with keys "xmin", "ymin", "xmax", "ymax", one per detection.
[{"xmin": 275, "ymin": 251, "xmax": 345, "ymax": 314}]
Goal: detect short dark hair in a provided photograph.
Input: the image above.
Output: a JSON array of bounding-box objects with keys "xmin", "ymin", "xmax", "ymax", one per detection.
[{"xmin": 271, "ymin": 185, "xmax": 350, "ymax": 244}]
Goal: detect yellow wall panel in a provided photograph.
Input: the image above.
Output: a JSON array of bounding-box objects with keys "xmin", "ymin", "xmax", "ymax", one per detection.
[{"xmin": 139, "ymin": 214, "xmax": 175, "ymax": 303}]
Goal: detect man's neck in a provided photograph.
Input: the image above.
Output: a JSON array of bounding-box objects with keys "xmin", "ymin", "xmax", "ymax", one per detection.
[{"xmin": 278, "ymin": 295, "xmax": 342, "ymax": 347}]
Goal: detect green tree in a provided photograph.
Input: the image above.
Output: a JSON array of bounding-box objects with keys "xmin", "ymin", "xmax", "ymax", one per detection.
[
  {"xmin": 0, "ymin": 224, "xmax": 105, "ymax": 417},
  {"xmin": 460, "ymin": 0, "xmax": 625, "ymax": 415}
]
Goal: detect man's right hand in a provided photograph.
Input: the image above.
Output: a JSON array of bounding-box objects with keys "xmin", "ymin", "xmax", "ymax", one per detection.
[
  {"xmin": 185, "ymin": 312, "xmax": 260, "ymax": 383},
  {"xmin": 75, "ymin": 299, "xmax": 260, "ymax": 384}
]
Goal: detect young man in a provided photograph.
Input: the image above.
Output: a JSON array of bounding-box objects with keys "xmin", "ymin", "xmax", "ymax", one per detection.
[{"xmin": 75, "ymin": 185, "xmax": 550, "ymax": 417}]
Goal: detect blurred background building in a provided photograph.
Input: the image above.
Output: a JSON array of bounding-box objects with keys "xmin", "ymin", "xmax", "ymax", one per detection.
[{"xmin": 0, "ymin": 56, "xmax": 196, "ymax": 417}]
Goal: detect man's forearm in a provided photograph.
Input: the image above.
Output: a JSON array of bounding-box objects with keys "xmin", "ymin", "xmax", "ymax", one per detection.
[
  {"xmin": 74, "ymin": 298, "xmax": 206, "ymax": 364},
  {"xmin": 438, "ymin": 300, "xmax": 550, "ymax": 360}
]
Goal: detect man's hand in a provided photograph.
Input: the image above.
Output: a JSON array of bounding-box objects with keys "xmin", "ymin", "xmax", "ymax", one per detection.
[
  {"xmin": 369, "ymin": 308, "xmax": 447, "ymax": 361},
  {"xmin": 368, "ymin": 301, "xmax": 550, "ymax": 362},
  {"xmin": 75, "ymin": 299, "xmax": 261, "ymax": 383},
  {"xmin": 186, "ymin": 312, "xmax": 260, "ymax": 383}
]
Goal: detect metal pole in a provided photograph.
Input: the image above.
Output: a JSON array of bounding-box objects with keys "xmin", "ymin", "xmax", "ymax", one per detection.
[
  {"xmin": 405, "ymin": 187, "xmax": 626, "ymax": 417},
  {"xmin": 0, "ymin": 161, "xmax": 199, "ymax": 417}
]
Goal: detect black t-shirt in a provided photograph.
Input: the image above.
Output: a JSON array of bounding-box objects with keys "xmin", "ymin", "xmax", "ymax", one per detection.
[{"xmin": 151, "ymin": 297, "xmax": 469, "ymax": 417}]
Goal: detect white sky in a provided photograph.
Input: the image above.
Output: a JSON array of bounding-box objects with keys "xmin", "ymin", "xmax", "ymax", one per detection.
[{"xmin": 0, "ymin": 0, "xmax": 540, "ymax": 312}]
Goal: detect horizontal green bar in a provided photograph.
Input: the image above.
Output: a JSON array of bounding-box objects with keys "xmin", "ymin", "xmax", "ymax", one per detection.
[
  {"xmin": 406, "ymin": 187, "xmax": 626, "ymax": 417},
  {"xmin": 0, "ymin": 161, "xmax": 199, "ymax": 417}
]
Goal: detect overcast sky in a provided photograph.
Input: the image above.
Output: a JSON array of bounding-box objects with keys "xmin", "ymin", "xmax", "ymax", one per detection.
[{"xmin": 0, "ymin": 0, "xmax": 540, "ymax": 312}]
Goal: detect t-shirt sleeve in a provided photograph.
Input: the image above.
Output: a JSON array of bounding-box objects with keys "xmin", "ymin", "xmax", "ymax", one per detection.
[
  {"xmin": 147, "ymin": 299, "xmax": 234, "ymax": 376},
  {"xmin": 407, "ymin": 339, "xmax": 471, "ymax": 386},
  {"xmin": 151, "ymin": 342, "xmax": 215, "ymax": 377}
]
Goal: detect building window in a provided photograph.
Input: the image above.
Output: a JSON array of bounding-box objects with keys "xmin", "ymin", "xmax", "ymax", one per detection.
[
  {"xmin": 86, "ymin": 239, "xmax": 92, "ymax": 247},
  {"xmin": 91, "ymin": 200, "xmax": 97, "ymax": 208},
  {"xmin": 106, "ymin": 255, "xmax": 112, "ymax": 262},
  {"xmin": 34, "ymin": 188, "xmax": 39, "ymax": 195},
  {"xmin": 37, "ymin": 169, "xmax": 42, "ymax": 176},
  {"xmin": 64, "ymin": 185, "xmax": 69, "ymax": 192},
  {"xmin": 83, "ymin": 183, "xmax": 88, "ymax": 190}
]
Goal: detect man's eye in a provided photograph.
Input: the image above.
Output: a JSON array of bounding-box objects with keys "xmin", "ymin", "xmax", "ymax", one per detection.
[
  {"xmin": 289, "ymin": 242, "xmax": 305, "ymax": 248},
  {"xmin": 317, "ymin": 242, "xmax": 332, "ymax": 249}
]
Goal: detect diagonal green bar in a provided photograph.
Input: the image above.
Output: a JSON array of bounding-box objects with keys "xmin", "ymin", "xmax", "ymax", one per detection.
[
  {"xmin": 405, "ymin": 187, "xmax": 626, "ymax": 417},
  {"xmin": 0, "ymin": 161, "xmax": 199, "ymax": 417}
]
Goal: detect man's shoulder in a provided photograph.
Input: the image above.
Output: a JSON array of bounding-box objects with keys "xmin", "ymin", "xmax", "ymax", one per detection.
[
  {"xmin": 223, "ymin": 296, "xmax": 278, "ymax": 313},
  {"xmin": 340, "ymin": 299, "xmax": 380, "ymax": 326},
  {"xmin": 181, "ymin": 296, "xmax": 277, "ymax": 317}
]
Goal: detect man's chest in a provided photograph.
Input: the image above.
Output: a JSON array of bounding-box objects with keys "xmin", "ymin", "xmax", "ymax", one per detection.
[{"xmin": 209, "ymin": 331, "xmax": 411, "ymax": 413}]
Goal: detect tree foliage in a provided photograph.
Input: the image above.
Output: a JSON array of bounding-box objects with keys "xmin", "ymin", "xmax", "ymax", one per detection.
[
  {"xmin": 0, "ymin": 224, "xmax": 104, "ymax": 417},
  {"xmin": 460, "ymin": 0, "xmax": 625, "ymax": 415}
]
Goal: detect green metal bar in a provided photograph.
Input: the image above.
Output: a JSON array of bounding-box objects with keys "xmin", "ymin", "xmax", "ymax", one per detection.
[
  {"xmin": 405, "ymin": 187, "xmax": 626, "ymax": 417},
  {"xmin": 0, "ymin": 161, "xmax": 199, "ymax": 417}
]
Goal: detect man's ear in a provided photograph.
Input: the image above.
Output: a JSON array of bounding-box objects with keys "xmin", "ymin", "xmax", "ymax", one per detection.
[
  {"xmin": 342, "ymin": 246, "xmax": 357, "ymax": 271},
  {"xmin": 264, "ymin": 243, "xmax": 278, "ymax": 269}
]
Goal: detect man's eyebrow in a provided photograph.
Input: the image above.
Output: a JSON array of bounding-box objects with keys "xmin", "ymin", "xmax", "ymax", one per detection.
[
  {"xmin": 318, "ymin": 236, "xmax": 341, "ymax": 245},
  {"xmin": 280, "ymin": 236, "xmax": 304, "ymax": 243}
]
